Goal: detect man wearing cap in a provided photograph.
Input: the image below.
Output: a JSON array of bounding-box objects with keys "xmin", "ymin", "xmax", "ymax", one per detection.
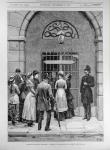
[
  {"xmin": 31, "ymin": 70, "xmax": 40, "ymax": 123},
  {"xmin": 36, "ymin": 73, "xmax": 54, "ymax": 131},
  {"xmin": 80, "ymin": 65, "xmax": 95, "ymax": 121},
  {"xmin": 14, "ymin": 68, "xmax": 23, "ymax": 86}
]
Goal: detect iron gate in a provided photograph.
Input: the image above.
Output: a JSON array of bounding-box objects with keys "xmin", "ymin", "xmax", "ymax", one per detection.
[{"xmin": 41, "ymin": 51, "xmax": 79, "ymax": 109}]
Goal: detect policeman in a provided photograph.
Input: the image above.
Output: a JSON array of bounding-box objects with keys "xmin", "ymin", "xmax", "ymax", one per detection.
[{"xmin": 80, "ymin": 65, "xmax": 95, "ymax": 121}]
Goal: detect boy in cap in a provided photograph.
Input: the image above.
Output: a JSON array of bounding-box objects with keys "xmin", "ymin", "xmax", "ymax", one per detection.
[{"xmin": 80, "ymin": 65, "xmax": 95, "ymax": 121}]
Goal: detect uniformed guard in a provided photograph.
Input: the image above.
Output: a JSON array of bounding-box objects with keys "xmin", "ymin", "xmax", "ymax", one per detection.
[{"xmin": 80, "ymin": 65, "xmax": 95, "ymax": 121}]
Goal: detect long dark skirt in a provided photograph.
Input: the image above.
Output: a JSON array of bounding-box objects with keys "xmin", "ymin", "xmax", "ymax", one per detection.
[
  {"xmin": 66, "ymin": 92, "xmax": 75, "ymax": 119},
  {"xmin": 54, "ymin": 111, "xmax": 67, "ymax": 121}
]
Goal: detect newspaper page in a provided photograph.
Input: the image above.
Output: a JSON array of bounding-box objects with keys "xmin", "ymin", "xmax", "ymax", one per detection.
[{"xmin": 0, "ymin": 0, "xmax": 110, "ymax": 149}]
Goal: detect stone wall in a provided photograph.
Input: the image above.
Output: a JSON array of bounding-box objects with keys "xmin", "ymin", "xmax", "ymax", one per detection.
[{"xmin": 8, "ymin": 11, "xmax": 103, "ymax": 120}]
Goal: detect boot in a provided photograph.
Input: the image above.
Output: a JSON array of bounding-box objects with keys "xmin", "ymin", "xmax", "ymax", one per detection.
[{"xmin": 83, "ymin": 115, "xmax": 87, "ymax": 120}]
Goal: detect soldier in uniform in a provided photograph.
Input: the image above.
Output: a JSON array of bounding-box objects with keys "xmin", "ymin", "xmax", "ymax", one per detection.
[
  {"xmin": 36, "ymin": 73, "xmax": 54, "ymax": 131},
  {"xmin": 80, "ymin": 65, "xmax": 95, "ymax": 121}
]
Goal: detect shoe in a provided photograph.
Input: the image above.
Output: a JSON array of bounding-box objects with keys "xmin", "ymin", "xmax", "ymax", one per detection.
[
  {"xmin": 38, "ymin": 125, "xmax": 41, "ymax": 130},
  {"xmin": 12, "ymin": 121, "xmax": 16, "ymax": 125},
  {"xmin": 19, "ymin": 118, "xmax": 23, "ymax": 122},
  {"xmin": 87, "ymin": 118, "xmax": 90, "ymax": 121},
  {"xmin": 38, "ymin": 128, "xmax": 41, "ymax": 130},
  {"xmin": 27, "ymin": 122, "xmax": 33, "ymax": 127},
  {"xmin": 83, "ymin": 117, "xmax": 87, "ymax": 120},
  {"xmin": 45, "ymin": 128, "xmax": 51, "ymax": 131}
]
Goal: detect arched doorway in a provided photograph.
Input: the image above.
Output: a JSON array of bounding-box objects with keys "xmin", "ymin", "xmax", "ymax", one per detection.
[{"xmin": 11, "ymin": 11, "xmax": 102, "ymax": 120}]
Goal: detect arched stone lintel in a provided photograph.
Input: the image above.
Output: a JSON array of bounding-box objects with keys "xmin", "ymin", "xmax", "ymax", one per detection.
[
  {"xmin": 19, "ymin": 11, "xmax": 102, "ymax": 39},
  {"xmin": 16, "ymin": 11, "xmax": 103, "ymax": 121},
  {"xmin": 94, "ymin": 36, "xmax": 103, "ymax": 43},
  {"xmin": 85, "ymin": 12, "xmax": 102, "ymax": 37},
  {"xmin": 19, "ymin": 11, "xmax": 35, "ymax": 36}
]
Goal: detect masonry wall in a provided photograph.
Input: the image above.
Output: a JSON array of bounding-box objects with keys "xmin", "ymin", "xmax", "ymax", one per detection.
[
  {"xmin": 8, "ymin": 11, "xmax": 103, "ymax": 118},
  {"xmin": 25, "ymin": 11, "xmax": 96, "ymax": 115}
]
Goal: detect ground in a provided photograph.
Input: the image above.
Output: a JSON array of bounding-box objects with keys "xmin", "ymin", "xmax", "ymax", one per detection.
[{"xmin": 8, "ymin": 113, "xmax": 103, "ymax": 142}]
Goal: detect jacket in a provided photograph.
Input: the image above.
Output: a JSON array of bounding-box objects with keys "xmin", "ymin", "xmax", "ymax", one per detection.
[
  {"xmin": 80, "ymin": 74, "xmax": 95, "ymax": 104},
  {"xmin": 37, "ymin": 80, "xmax": 53, "ymax": 111}
]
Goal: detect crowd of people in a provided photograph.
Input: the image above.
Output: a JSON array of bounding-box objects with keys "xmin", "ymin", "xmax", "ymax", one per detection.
[
  {"xmin": 8, "ymin": 68, "xmax": 75, "ymax": 131},
  {"xmin": 8, "ymin": 65, "xmax": 95, "ymax": 131}
]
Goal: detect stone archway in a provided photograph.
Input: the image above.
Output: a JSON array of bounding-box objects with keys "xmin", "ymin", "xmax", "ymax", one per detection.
[
  {"xmin": 19, "ymin": 11, "xmax": 102, "ymax": 37},
  {"xmin": 8, "ymin": 11, "xmax": 103, "ymax": 120}
]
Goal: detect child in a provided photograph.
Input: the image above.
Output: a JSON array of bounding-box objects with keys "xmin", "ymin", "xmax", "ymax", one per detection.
[{"xmin": 8, "ymin": 76, "xmax": 20, "ymax": 125}]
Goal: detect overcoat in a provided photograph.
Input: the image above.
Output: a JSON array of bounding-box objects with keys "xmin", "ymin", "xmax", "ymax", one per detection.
[
  {"xmin": 37, "ymin": 81, "xmax": 53, "ymax": 111},
  {"xmin": 80, "ymin": 75, "xmax": 95, "ymax": 104}
]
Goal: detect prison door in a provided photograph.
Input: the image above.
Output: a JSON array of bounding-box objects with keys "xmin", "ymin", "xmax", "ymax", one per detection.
[{"xmin": 41, "ymin": 51, "xmax": 79, "ymax": 114}]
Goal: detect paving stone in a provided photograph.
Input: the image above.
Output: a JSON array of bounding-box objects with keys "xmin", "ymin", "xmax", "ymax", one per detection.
[{"xmin": 8, "ymin": 117, "xmax": 103, "ymax": 135}]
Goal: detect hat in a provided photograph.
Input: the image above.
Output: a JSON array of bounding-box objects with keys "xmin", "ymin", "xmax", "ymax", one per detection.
[
  {"xmin": 33, "ymin": 70, "xmax": 39, "ymax": 76},
  {"xmin": 58, "ymin": 71, "xmax": 64, "ymax": 77},
  {"xmin": 27, "ymin": 72, "xmax": 32, "ymax": 78},
  {"xmin": 9, "ymin": 75, "xmax": 15, "ymax": 82},
  {"xmin": 66, "ymin": 73, "xmax": 72, "ymax": 79},
  {"xmin": 15, "ymin": 68, "xmax": 21, "ymax": 73},
  {"xmin": 84, "ymin": 65, "xmax": 91, "ymax": 73},
  {"xmin": 43, "ymin": 73, "xmax": 49, "ymax": 80}
]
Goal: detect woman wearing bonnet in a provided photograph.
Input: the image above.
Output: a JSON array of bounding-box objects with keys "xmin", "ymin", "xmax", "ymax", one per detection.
[{"xmin": 55, "ymin": 71, "xmax": 68, "ymax": 121}]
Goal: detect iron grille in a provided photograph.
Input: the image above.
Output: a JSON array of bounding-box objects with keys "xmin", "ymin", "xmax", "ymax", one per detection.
[{"xmin": 41, "ymin": 51, "xmax": 79, "ymax": 108}]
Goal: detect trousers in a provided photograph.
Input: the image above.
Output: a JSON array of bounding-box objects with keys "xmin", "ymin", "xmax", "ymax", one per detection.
[
  {"xmin": 83, "ymin": 103, "xmax": 91, "ymax": 119},
  {"xmin": 38, "ymin": 110, "xmax": 51, "ymax": 130}
]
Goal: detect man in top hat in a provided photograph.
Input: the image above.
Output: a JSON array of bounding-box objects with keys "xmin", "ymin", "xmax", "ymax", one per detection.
[
  {"xmin": 36, "ymin": 73, "xmax": 54, "ymax": 131},
  {"xmin": 80, "ymin": 65, "xmax": 95, "ymax": 121}
]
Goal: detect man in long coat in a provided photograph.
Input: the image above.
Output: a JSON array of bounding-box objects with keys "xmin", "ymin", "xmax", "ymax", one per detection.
[
  {"xmin": 80, "ymin": 65, "xmax": 95, "ymax": 121},
  {"xmin": 36, "ymin": 73, "xmax": 54, "ymax": 131}
]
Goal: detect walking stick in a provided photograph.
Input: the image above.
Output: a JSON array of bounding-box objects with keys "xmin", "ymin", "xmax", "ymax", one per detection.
[{"xmin": 55, "ymin": 102, "xmax": 61, "ymax": 130}]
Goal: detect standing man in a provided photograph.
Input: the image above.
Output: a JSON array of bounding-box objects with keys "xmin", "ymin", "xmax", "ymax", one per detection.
[
  {"xmin": 50, "ymin": 70, "xmax": 57, "ymax": 111},
  {"xmin": 14, "ymin": 68, "xmax": 23, "ymax": 87},
  {"xmin": 31, "ymin": 70, "xmax": 40, "ymax": 123},
  {"xmin": 36, "ymin": 73, "xmax": 54, "ymax": 131},
  {"xmin": 80, "ymin": 65, "xmax": 95, "ymax": 121}
]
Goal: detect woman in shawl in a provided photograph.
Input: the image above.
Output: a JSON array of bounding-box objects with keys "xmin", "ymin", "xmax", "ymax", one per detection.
[
  {"xmin": 65, "ymin": 73, "xmax": 75, "ymax": 118},
  {"xmin": 22, "ymin": 73, "xmax": 36, "ymax": 127}
]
